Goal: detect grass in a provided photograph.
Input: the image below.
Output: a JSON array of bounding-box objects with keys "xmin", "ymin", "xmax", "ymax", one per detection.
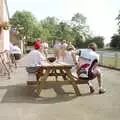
[{"xmin": 102, "ymin": 58, "xmax": 120, "ymax": 69}]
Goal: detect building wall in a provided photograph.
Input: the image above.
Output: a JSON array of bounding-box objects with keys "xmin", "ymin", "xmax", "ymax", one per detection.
[
  {"xmin": 0, "ymin": 0, "xmax": 4, "ymax": 51},
  {"xmin": 0, "ymin": 0, "xmax": 9, "ymax": 51},
  {"xmin": 3, "ymin": 0, "xmax": 9, "ymax": 50}
]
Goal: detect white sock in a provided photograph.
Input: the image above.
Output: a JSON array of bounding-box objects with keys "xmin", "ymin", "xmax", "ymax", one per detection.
[{"xmin": 88, "ymin": 82, "xmax": 93, "ymax": 87}]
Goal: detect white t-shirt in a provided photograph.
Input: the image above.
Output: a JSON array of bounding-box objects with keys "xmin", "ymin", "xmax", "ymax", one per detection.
[
  {"xmin": 63, "ymin": 51, "xmax": 74, "ymax": 65},
  {"xmin": 41, "ymin": 42, "xmax": 49, "ymax": 56},
  {"xmin": 9, "ymin": 44, "xmax": 21, "ymax": 54},
  {"xmin": 76, "ymin": 49, "xmax": 99, "ymax": 78},
  {"xmin": 9, "ymin": 43, "xmax": 14, "ymax": 51},
  {"xmin": 77, "ymin": 49, "xmax": 99, "ymax": 66},
  {"xmin": 59, "ymin": 50, "xmax": 77, "ymax": 72},
  {"xmin": 54, "ymin": 43, "xmax": 61, "ymax": 49},
  {"xmin": 60, "ymin": 43, "xmax": 68, "ymax": 49},
  {"xmin": 27, "ymin": 49, "xmax": 46, "ymax": 66}
]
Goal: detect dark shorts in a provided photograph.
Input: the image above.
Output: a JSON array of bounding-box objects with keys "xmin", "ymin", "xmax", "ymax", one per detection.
[
  {"xmin": 88, "ymin": 68, "xmax": 100, "ymax": 80},
  {"xmin": 12, "ymin": 53, "xmax": 21, "ymax": 60}
]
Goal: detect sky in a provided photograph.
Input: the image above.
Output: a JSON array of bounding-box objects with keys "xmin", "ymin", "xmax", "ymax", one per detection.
[{"xmin": 7, "ymin": 0, "xmax": 120, "ymax": 44}]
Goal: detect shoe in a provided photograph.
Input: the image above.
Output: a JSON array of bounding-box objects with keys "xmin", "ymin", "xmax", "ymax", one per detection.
[
  {"xmin": 89, "ymin": 86, "xmax": 95, "ymax": 93},
  {"xmin": 99, "ymin": 88, "xmax": 106, "ymax": 94}
]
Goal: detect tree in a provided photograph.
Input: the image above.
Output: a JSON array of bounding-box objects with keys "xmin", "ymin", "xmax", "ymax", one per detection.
[
  {"xmin": 85, "ymin": 36, "xmax": 104, "ymax": 48},
  {"xmin": 40, "ymin": 17, "xmax": 58, "ymax": 42},
  {"xmin": 109, "ymin": 11, "xmax": 120, "ymax": 49},
  {"xmin": 71, "ymin": 13, "xmax": 86, "ymax": 26},
  {"xmin": 71, "ymin": 13, "xmax": 89, "ymax": 35},
  {"xmin": 54, "ymin": 21, "xmax": 74, "ymax": 42},
  {"xmin": 10, "ymin": 11, "xmax": 92, "ymax": 49},
  {"xmin": 71, "ymin": 13, "xmax": 90, "ymax": 47},
  {"xmin": 110, "ymin": 34, "xmax": 120, "ymax": 48},
  {"xmin": 10, "ymin": 10, "xmax": 39, "ymax": 51},
  {"xmin": 116, "ymin": 11, "xmax": 120, "ymax": 34}
]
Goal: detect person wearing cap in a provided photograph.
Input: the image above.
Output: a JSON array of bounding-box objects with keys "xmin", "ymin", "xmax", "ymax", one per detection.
[
  {"xmin": 72, "ymin": 42, "xmax": 105, "ymax": 94},
  {"xmin": 27, "ymin": 40, "xmax": 46, "ymax": 66}
]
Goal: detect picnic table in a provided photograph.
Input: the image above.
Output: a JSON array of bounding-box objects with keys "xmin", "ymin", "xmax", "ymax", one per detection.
[{"xmin": 26, "ymin": 61, "xmax": 81, "ymax": 96}]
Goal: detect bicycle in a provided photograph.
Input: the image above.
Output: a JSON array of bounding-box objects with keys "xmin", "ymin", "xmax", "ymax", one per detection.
[{"xmin": 0, "ymin": 50, "xmax": 13, "ymax": 79}]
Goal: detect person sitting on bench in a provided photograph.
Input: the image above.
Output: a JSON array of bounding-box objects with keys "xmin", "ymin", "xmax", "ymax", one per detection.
[
  {"xmin": 72, "ymin": 42, "xmax": 105, "ymax": 94},
  {"xmin": 27, "ymin": 40, "xmax": 46, "ymax": 66}
]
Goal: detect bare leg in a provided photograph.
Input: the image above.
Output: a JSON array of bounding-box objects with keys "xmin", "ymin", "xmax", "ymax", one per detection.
[
  {"xmin": 88, "ymin": 81, "xmax": 95, "ymax": 93},
  {"xmin": 97, "ymin": 73, "xmax": 102, "ymax": 88},
  {"xmin": 96, "ymin": 73, "xmax": 105, "ymax": 94}
]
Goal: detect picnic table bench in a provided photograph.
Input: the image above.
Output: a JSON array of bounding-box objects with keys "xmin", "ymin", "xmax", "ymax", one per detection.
[{"xmin": 26, "ymin": 61, "xmax": 82, "ymax": 96}]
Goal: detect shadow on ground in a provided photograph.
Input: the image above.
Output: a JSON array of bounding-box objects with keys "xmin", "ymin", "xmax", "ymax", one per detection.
[{"xmin": 0, "ymin": 84, "xmax": 99, "ymax": 104}]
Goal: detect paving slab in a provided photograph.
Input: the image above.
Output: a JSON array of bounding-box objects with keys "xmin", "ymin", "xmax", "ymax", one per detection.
[{"xmin": 0, "ymin": 56, "xmax": 120, "ymax": 120}]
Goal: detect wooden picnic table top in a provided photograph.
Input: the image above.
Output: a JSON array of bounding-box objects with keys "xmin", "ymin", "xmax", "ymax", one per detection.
[{"xmin": 26, "ymin": 61, "xmax": 73, "ymax": 70}]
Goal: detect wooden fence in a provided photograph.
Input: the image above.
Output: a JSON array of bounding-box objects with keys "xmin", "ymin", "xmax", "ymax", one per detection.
[{"xmin": 97, "ymin": 51, "xmax": 120, "ymax": 69}]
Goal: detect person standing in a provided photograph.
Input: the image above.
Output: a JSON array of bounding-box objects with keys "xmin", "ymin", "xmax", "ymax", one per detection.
[
  {"xmin": 53, "ymin": 40, "xmax": 61, "ymax": 60},
  {"xmin": 60, "ymin": 40, "xmax": 68, "ymax": 49},
  {"xmin": 41, "ymin": 40, "xmax": 49, "ymax": 58}
]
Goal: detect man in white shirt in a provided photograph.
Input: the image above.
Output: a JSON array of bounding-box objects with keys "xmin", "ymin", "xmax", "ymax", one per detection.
[
  {"xmin": 9, "ymin": 43, "xmax": 21, "ymax": 53},
  {"xmin": 26, "ymin": 40, "xmax": 46, "ymax": 83},
  {"xmin": 27, "ymin": 40, "xmax": 46, "ymax": 66},
  {"xmin": 72, "ymin": 42, "xmax": 105, "ymax": 94},
  {"xmin": 9, "ymin": 43, "xmax": 21, "ymax": 68}
]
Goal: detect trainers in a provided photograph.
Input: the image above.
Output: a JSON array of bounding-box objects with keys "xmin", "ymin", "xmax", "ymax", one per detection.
[
  {"xmin": 99, "ymin": 88, "xmax": 106, "ymax": 94},
  {"xmin": 89, "ymin": 86, "xmax": 95, "ymax": 93}
]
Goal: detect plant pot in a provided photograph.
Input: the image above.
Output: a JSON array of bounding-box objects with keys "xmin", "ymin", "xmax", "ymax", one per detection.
[{"xmin": 3, "ymin": 26, "xmax": 9, "ymax": 30}]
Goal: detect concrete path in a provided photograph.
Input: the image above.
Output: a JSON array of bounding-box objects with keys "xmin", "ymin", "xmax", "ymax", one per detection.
[{"xmin": 0, "ymin": 56, "xmax": 120, "ymax": 120}]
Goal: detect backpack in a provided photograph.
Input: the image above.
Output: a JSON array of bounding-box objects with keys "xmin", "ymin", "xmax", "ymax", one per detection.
[{"xmin": 77, "ymin": 59, "xmax": 98, "ymax": 80}]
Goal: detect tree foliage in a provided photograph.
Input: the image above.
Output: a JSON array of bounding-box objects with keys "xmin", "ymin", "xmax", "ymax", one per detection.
[
  {"xmin": 109, "ymin": 11, "xmax": 120, "ymax": 49},
  {"xmin": 10, "ymin": 11, "xmax": 39, "ymax": 41},
  {"xmin": 110, "ymin": 34, "xmax": 120, "ymax": 48},
  {"xmin": 86, "ymin": 36, "xmax": 104, "ymax": 48},
  {"xmin": 116, "ymin": 11, "xmax": 120, "ymax": 34},
  {"xmin": 10, "ymin": 10, "xmax": 104, "ymax": 48}
]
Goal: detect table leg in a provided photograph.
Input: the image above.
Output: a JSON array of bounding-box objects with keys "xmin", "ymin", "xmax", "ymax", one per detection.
[
  {"xmin": 36, "ymin": 69, "xmax": 50, "ymax": 96},
  {"xmin": 65, "ymin": 69, "xmax": 81, "ymax": 96},
  {"xmin": 51, "ymin": 68, "xmax": 58, "ymax": 81},
  {"xmin": 59, "ymin": 69, "xmax": 67, "ymax": 80}
]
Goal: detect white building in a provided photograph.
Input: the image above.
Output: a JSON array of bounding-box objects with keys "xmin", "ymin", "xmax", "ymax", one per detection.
[{"xmin": 0, "ymin": 0, "xmax": 10, "ymax": 51}]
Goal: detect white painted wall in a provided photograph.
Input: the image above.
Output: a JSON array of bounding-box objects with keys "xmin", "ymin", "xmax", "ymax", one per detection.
[
  {"xmin": 3, "ymin": 30, "xmax": 9, "ymax": 50},
  {"xmin": 3, "ymin": 0, "xmax": 9, "ymax": 50}
]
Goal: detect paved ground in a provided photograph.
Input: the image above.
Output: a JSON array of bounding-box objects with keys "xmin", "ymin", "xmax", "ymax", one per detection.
[{"xmin": 0, "ymin": 56, "xmax": 120, "ymax": 120}]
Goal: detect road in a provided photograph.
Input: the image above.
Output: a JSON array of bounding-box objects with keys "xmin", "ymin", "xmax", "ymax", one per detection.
[{"xmin": 0, "ymin": 55, "xmax": 120, "ymax": 120}]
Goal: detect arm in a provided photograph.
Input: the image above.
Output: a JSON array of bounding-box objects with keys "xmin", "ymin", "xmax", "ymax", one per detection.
[
  {"xmin": 71, "ymin": 50, "xmax": 81, "ymax": 65},
  {"xmin": 71, "ymin": 51, "xmax": 77, "ymax": 65}
]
